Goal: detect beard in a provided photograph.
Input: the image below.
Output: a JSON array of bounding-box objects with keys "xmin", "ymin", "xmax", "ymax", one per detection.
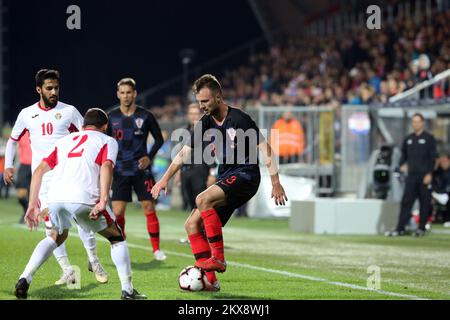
[{"xmin": 42, "ymin": 95, "xmax": 58, "ymax": 108}]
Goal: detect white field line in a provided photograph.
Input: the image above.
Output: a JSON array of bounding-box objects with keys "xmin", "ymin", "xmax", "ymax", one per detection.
[
  {"xmin": 13, "ymin": 223, "xmax": 429, "ymax": 300},
  {"xmin": 89, "ymin": 230, "xmax": 430, "ymax": 300}
]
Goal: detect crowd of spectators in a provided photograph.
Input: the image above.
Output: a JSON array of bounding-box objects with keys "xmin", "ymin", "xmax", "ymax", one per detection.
[{"xmin": 149, "ymin": 6, "xmax": 450, "ymax": 120}]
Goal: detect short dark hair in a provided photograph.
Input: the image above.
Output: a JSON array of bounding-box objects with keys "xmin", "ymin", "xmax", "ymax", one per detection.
[
  {"xmin": 83, "ymin": 108, "xmax": 109, "ymax": 128},
  {"xmin": 35, "ymin": 69, "xmax": 60, "ymax": 87},
  {"xmin": 192, "ymin": 74, "xmax": 222, "ymax": 95},
  {"xmin": 117, "ymin": 77, "xmax": 136, "ymax": 90},
  {"xmin": 412, "ymin": 113, "xmax": 425, "ymax": 121}
]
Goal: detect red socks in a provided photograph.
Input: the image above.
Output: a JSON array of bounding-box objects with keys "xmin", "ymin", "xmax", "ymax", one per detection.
[
  {"xmin": 189, "ymin": 232, "xmax": 217, "ymax": 284},
  {"xmin": 146, "ymin": 211, "xmax": 160, "ymax": 252},
  {"xmin": 115, "ymin": 214, "xmax": 126, "ymax": 238},
  {"xmin": 200, "ymin": 208, "xmax": 224, "ymax": 262}
]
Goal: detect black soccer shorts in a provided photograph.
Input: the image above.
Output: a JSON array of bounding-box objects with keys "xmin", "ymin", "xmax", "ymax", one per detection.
[
  {"xmin": 16, "ymin": 164, "xmax": 32, "ymax": 189},
  {"xmin": 111, "ymin": 169, "xmax": 156, "ymax": 202},
  {"xmin": 214, "ymin": 170, "xmax": 260, "ymax": 226}
]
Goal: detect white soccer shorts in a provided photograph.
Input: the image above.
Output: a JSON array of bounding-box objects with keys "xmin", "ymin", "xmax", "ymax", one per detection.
[{"xmin": 47, "ymin": 202, "xmax": 116, "ymax": 235}]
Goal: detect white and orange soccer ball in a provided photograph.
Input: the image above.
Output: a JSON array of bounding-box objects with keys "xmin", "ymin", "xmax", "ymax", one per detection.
[{"xmin": 178, "ymin": 266, "xmax": 207, "ymax": 291}]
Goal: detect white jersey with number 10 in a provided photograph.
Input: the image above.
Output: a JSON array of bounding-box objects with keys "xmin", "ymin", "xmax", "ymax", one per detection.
[{"xmin": 10, "ymin": 101, "xmax": 84, "ymax": 173}]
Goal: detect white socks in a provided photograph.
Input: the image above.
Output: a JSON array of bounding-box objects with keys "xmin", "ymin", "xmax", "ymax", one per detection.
[
  {"xmin": 20, "ymin": 237, "xmax": 57, "ymax": 284},
  {"xmin": 77, "ymin": 225, "xmax": 99, "ymax": 263},
  {"xmin": 111, "ymin": 241, "xmax": 133, "ymax": 294}
]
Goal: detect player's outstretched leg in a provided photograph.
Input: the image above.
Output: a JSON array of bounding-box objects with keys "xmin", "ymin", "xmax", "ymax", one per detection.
[
  {"xmin": 77, "ymin": 224, "xmax": 108, "ymax": 283},
  {"xmin": 193, "ymin": 187, "xmax": 227, "ymax": 273},
  {"xmin": 112, "ymin": 201, "xmax": 127, "ymax": 238},
  {"xmin": 15, "ymin": 230, "xmax": 68, "ymax": 299},
  {"xmin": 185, "ymin": 209, "xmax": 220, "ymax": 291},
  {"xmin": 143, "ymin": 200, "xmax": 166, "ymax": 261},
  {"xmin": 43, "ymin": 213, "xmax": 75, "ymax": 286},
  {"xmin": 98, "ymin": 222, "xmax": 147, "ymax": 300}
]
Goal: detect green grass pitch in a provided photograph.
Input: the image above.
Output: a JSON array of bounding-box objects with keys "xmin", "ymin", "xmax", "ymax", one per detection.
[{"xmin": 0, "ymin": 198, "xmax": 449, "ymax": 300}]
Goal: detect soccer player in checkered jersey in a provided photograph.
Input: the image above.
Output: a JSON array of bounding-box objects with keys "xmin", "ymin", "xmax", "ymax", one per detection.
[
  {"xmin": 152, "ymin": 74, "xmax": 288, "ymax": 291},
  {"xmin": 14, "ymin": 108, "xmax": 146, "ymax": 300},
  {"xmin": 3, "ymin": 69, "xmax": 109, "ymax": 285},
  {"xmin": 106, "ymin": 78, "xmax": 166, "ymax": 260}
]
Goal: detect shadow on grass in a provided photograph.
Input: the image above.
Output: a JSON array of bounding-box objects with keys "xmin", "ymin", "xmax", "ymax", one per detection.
[
  {"xmin": 27, "ymin": 283, "xmax": 100, "ymax": 300},
  {"xmin": 172, "ymin": 289, "xmax": 267, "ymax": 300},
  {"xmin": 211, "ymin": 293, "xmax": 270, "ymax": 300},
  {"xmin": 131, "ymin": 260, "xmax": 177, "ymax": 271}
]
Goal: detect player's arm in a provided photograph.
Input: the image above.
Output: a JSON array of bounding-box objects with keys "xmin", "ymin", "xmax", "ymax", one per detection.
[
  {"xmin": 3, "ymin": 139, "xmax": 18, "ymax": 184},
  {"xmin": 90, "ymin": 161, "xmax": 114, "ymax": 220},
  {"xmin": 90, "ymin": 139, "xmax": 118, "ymax": 219},
  {"xmin": 258, "ymin": 140, "xmax": 288, "ymax": 206},
  {"xmin": 25, "ymin": 159, "xmax": 52, "ymax": 230},
  {"xmin": 4, "ymin": 111, "xmax": 27, "ymax": 184},
  {"xmin": 245, "ymin": 113, "xmax": 287, "ymax": 205},
  {"xmin": 139, "ymin": 112, "xmax": 164, "ymax": 170},
  {"xmin": 69, "ymin": 106, "xmax": 84, "ymax": 132},
  {"xmin": 147, "ymin": 112, "xmax": 164, "ymax": 160},
  {"xmin": 399, "ymin": 137, "xmax": 408, "ymax": 172},
  {"xmin": 151, "ymin": 145, "xmax": 192, "ymax": 199}
]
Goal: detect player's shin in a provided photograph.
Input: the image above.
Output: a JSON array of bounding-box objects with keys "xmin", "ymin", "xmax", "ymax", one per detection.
[
  {"xmin": 145, "ymin": 211, "xmax": 160, "ymax": 252},
  {"xmin": 200, "ymin": 208, "xmax": 225, "ymax": 262},
  {"xmin": 44, "ymin": 218, "xmax": 73, "ymax": 272},
  {"xmin": 110, "ymin": 241, "xmax": 133, "ymax": 294},
  {"xmin": 115, "ymin": 214, "xmax": 126, "ymax": 238},
  {"xmin": 188, "ymin": 232, "xmax": 217, "ymax": 284},
  {"xmin": 77, "ymin": 224, "xmax": 99, "ymax": 263},
  {"xmin": 20, "ymin": 237, "xmax": 58, "ymax": 283}
]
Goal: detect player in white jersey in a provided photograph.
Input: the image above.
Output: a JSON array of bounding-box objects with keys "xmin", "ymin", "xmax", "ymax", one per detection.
[
  {"xmin": 14, "ymin": 108, "xmax": 146, "ymax": 300},
  {"xmin": 3, "ymin": 69, "xmax": 108, "ymax": 285}
]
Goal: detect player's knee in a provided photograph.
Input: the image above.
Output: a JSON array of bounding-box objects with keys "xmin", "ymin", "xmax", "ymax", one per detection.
[
  {"xmin": 142, "ymin": 203, "xmax": 155, "ymax": 213},
  {"xmin": 114, "ymin": 210, "xmax": 126, "ymax": 218},
  {"xmin": 184, "ymin": 218, "xmax": 196, "ymax": 233},
  {"xmin": 185, "ymin": 214, "xmax": 202, "ymax": 234},
  {"xmin": 195, "ymin": 194, "xmax": 210, "ymax": 211},
  {"xmin": 107, "ymin": 233, "xmax": 125, "ymax": 244},
  {"xmin": 55, "ymin": 231, "xmax": 68, "ymax": 246}
]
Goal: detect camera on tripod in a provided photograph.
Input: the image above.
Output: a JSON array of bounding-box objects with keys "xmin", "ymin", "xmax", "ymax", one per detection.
[{"xmin": 372, "ymin": 145, "xmax": 394, "ymax": 199}]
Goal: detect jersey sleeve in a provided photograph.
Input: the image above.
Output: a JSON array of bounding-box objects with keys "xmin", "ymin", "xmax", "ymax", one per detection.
[
  {"xmin": 189, "ymin": 115, "xmax": 207, "ymax": 149},
  {"xmin": 95, "ymin": 138, "xmax": 118, "ymax": 166},
  {"xmin": 243, "ymin": 112, "xmax": 265, "ymax": 145},
  {"xmin": 43, "ymin": 147, "xmax": 58, "ymax": 169},
  {"xmin": 10, "ymin": 110, "xmax": 29, "ymax": 141},
  {"xmin": 146, "ymin": 112, "xmax": 164, "ymax": 160},
  {"xmin": 399, "ymin": 137, "xmax": 408, "ymax": 166},
  {"xmin": 69, "ymin": 107, "xmax": 84, "ymax": 132}
]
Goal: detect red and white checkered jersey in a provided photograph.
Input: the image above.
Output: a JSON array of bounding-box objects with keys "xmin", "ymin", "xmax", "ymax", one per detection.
[
  {"xmin": 43, "ymin": 129, "xmax": 118, "ymax": 205},
  {"xmin": 10, "ymin": 101, "xmax": 83, "ymax": 173}
]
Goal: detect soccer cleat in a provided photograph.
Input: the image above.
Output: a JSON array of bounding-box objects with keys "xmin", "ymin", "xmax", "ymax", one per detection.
[
  {"xmin": 14, "ymin": 278, "xmax": 30, "ymax": 299},
  {"xmin": 121, "ymin": 289, "xmax": 147, "ymax": 300},
  {"xmin": 384, "ymin": 229, "xmax": 405, "ymax": 237},
  {"xmin": 153, "ymin": 249, "xmax": 167, "ymax": 261},
  {"xmin": 195, "ymin": 257, "xmax": 227, "ymax": 273},
  {"xmin": 88, "ymin": 260, "xmax": 109, "ymax": 283},
  {"xmin": 55, "ymin": 269, "xmax": 77, "ymax": 286},
  {"xmin": 203, "ymin": 280, "xmax": 221, "ymax": 292}
]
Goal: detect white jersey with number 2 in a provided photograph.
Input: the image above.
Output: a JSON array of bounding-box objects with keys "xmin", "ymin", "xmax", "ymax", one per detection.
[{"xmin": 43, "ymin": 129, "xmax": 118, "ymax": 205}]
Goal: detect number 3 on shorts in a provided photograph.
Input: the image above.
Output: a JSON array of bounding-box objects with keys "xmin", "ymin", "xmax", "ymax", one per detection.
[{"xmin": 226, "ymin": 176, "xmax": 237, "ymax": 185}]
